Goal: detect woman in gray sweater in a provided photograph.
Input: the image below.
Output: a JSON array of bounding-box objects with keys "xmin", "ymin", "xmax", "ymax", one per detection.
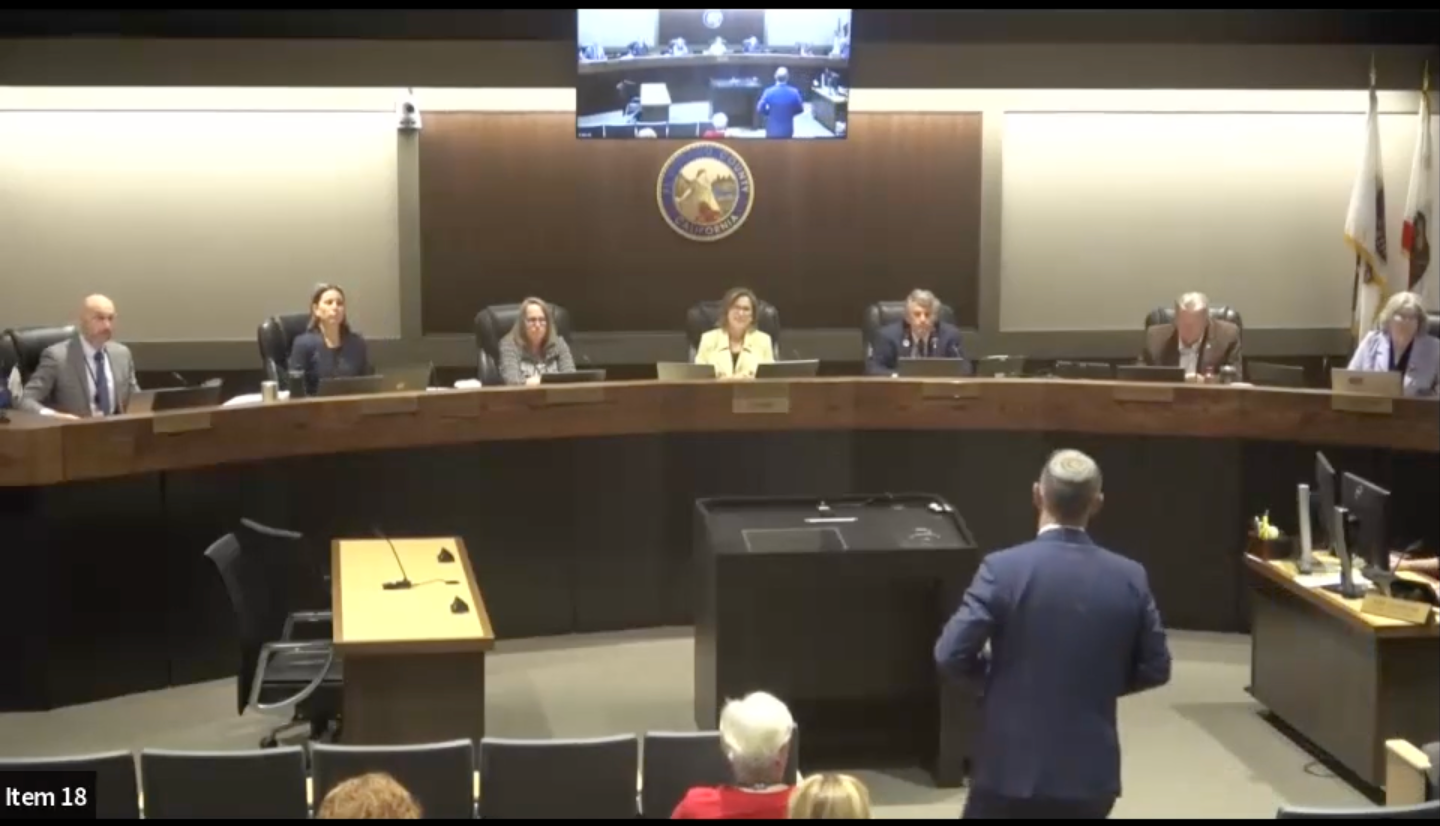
[{"xmin": 499, "ymin": 297, "xmax": 575, "ymax": 386}]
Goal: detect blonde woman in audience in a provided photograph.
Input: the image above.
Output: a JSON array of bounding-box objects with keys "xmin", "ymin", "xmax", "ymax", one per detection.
[
  {"xmin": 317, "ymin": 772, "xmax": 422, "ymax": 819},
  {"xmin": 672, "ymin": 691, "xmax": 795, "ymax": 818},
  {"xmin": 694, "ymin": 287, "xmax": 775, "ymax": 380},
  {"xmin": 787, "ymin": 774, "xmax": 872, "ymax": 819}
]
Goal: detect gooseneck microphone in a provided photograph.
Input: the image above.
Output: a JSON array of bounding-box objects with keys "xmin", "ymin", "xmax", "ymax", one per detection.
[{"xmin": 374, "ymin": 526, "xmax": 413, "ymax": 590}]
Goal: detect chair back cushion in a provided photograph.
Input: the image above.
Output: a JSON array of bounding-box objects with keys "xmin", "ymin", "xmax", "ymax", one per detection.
[
  {"xmin": 311, "ymin": 739, "xmax": 476, "ymax": 820},
  {"xmin": 0, "ymin": 751, "xmax": 140, "ymax": 819},
  {"xmin": 1144, "ymin": 305, "xmax": 1243, "ymax": 331},
  {"xmin": 256, "ymin": 313, "xmax": 312, "ymax": 383},
  {"xmin": 862, "ymin": 300, "xmax": 957, "ymax": 358},
  {"xmin": 1426, "ymin": 316, "xmax": 1440, "ymax": 341},
  {"xmin": 4, "ymin": 325, "xmax": 77, "ymax": 382},
  {"xmin": 140, "ymin": 747, "xmax": 308, "ymax": 819},
  {"xmin": 685, "ymin": 300, "xmax": 781, "ymax": 357},
  {"xmin": 1275, "ymin": 800, "xmax": 1439, "ymax": 819},
  {"xmin": 474, "ymin": 303, "xmax": 574, "ymax": 384},
  {"xmin": 479, "ymin": 736, "xmax": 639, "ymax": 819}
]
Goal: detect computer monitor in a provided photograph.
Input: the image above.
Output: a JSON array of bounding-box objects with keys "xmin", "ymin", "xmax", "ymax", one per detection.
[
  {"xmin": 755, "ymin": 360, "xmax": 819, "ymax": 379},
  {"xmin": 657, "ymin": 362, "xmax": 717, "ymax": 381},
  {"xmin": 1247, "ymin": 361, "xmax": 1306, "ymax": 388},
  {"xmin": 1331, "ymin": 368, "xmax": 1403, "ymax": 397},
  {"xmin": 974, "ymin": 356, "xmax": 1027, "ymax": 378},
  {"xmin": 1340, "ymin": 471, "xmax": 1390, "ymax": 574},
  {"xmin": 897, "ymin": 357, "xmax": 969, "ymax": 378},
  {"xmin": 1314, "ymin": 451, "xmax": 1337, "ymax": 550},
  {"xmin": 1116, "ymin": 365, "xmax": 1187, "ymax": 384},
  {"xmin": 1054, "ymin": 361, "xmax": 1114, "ymax": 381},
  {"xmin": 540, "ymin": 369, "xmax": 608, "ymax": 385}
]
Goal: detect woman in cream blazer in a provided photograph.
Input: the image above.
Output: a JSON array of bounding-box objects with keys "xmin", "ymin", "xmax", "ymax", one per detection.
[{"xmin": 694, "ymin": 287, "xmax": 775, "ymax": 379}]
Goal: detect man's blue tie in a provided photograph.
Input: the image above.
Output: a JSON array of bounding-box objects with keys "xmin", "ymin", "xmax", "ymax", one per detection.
[{"xmin": 93, "ymin": 349, "xmax": 111, "ymax": 416}]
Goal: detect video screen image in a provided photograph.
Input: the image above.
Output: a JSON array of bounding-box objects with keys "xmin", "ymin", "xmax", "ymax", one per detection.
[{"xmin": 576, "ymin": 9, "xmax": 852, "ymax": 140}]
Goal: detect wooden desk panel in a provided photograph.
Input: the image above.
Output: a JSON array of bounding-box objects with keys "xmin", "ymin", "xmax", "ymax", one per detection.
[
  {"xmin": 3, "ymin": 380, "xmax": 1435, "ymax": 487},
  {"xmin": 333, "ymin": 537, "xmax": 493, "ymax": 656}
]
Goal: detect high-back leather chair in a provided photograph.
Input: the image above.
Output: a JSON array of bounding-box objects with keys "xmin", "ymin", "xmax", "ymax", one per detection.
[
  {"xmin": 3, "ymin": 325, "xmax": 77, "ymax": 383},
  {"xmin": 256, "ymin": 314, "xmax": 313, "ymax": 384},
  {"xmin": 474, "ymin": 302, "xmax": 574, "ymax": 386},
  {"xmin": 1144, "ymin": 304, "xmax": 1244, "ymax": 332},
  {"xmin": 1426, "ymin": 316, "xmax": 1439, "ymax": 341},
  {"xmin": 0, "ymin": 334, "xmax": 17, "ymax": 386},
  {"xmin": 861, "ymin": 300, "xmax": 958, "ymax": 361},
  {"xmin": 685, "ymin": 299, "xmax": 782, "ymax": 360}
]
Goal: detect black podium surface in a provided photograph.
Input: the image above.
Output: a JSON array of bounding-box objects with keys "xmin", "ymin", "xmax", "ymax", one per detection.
[{"xmin": 693, "ymin": 493, "xmax": 981, "ymax": 787}]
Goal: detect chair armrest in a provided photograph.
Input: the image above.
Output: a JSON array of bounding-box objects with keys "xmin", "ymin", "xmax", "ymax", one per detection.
[
  {"xmin": 247, "ymin": 641, "xmax": 336, "ymax": 715},
  {"xmin": 281, "ymin": 610, "xmax": 334, "ymax": 641},
  {"xmin": 1384, "ymin": 739, "xmax": 1431, "ymax": 807}
]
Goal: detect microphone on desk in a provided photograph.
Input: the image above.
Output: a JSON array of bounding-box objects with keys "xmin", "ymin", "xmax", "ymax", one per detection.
[
  {"xmin": 374, "ymin": 526, "xmax": 413, "ymax": 590},
  {"xmin": 171, "ymin": 372, "xmax": 190, "ymax": 388}
]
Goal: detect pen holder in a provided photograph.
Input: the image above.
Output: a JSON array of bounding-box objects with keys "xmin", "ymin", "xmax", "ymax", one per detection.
[{"xmin": 1247, "ymin": 530, "xmax": 1295, "ymax": 562}]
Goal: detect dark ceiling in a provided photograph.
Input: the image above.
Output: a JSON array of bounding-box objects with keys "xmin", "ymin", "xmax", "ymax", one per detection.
[{"xmin": 0, "ymin": 10, "xmax": 1436, "ymax": 45}]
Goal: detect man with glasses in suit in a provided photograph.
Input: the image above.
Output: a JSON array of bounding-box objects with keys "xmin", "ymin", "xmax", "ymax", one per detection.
[{"xmin": 21, "ymin": 294, "xmax": 140, "ymax": 419}]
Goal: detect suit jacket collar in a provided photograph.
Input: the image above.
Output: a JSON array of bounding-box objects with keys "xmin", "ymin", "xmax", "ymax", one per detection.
[
  {"xmin": 1034, "ymin": 526, "xmax": 1095, "ymax": 547},
  {"xmin": 1163, "ymin": 321, "xmax": 1210, "ymax": 366}
]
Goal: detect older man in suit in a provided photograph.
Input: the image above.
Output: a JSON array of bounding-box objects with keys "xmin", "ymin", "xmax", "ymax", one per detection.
[
  {"xmin": 1140, "ymin": 292, "xmax": 1242, "ymax": 379},
  {"xmin": 866, "ymin": 289, "xmax": 968, "ymax": 376},
  {"xmin": 21, "ymin": 294, "xmax": 140, "ymax": 419},
  {"xmin": 935, "ymin": 449, "xmax": 1172, "ymax": 819}
]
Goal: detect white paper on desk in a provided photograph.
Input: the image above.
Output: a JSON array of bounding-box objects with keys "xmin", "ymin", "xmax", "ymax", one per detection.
[{"xmin": 1294, "ymin": 571, "xmax": 1373, "ymax": 590}]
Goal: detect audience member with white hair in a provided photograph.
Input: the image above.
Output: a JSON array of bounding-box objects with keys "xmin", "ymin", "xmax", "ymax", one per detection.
[
  {"xmin": 1140, "ymin": 291, "xmax": 1243, "ymax": 379},
  {"xmin": 935, "ymin": 449, "xmax": 1172, "ymax": 819},
  {"xmin": 671, "ymin": 691, "xmax": 795, "ymax": 819},
  {"xmin": 1346, "ymin": 291, "xmax": 1439, "ymax": 398}
]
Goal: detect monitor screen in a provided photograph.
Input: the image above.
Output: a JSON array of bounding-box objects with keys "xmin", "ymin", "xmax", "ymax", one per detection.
[{"xmin": 576, "ymin": 9, "xmax": 853, "ymax": 140}]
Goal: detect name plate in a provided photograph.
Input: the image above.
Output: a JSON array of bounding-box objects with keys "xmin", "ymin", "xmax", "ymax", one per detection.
[
  {"xmin": 545, "ymin": 386, "xmax": 606, "ymax": 406},
  {"xmin": 920, "ymin": 382, "xmax": 980, "ymax": 401},
  {"xmin": 1360, "ymin": 592, "xmax": 1435, "ymax": 625},
  {"xmin": 151, "ymin": 410, "xmax": 213, "ymax": 434},
  {"xmin": 1112, "ymin": 384, "xmax": 1175, "ymax": 404},
  {"xmin": 359, "ymin": 395, "xmax": 420, "ymax": 416},
  {"xmin": 732, "ymin": 383, "xmax": 791, "ymax": 415},
  {"xmin": 1331, "ymin": 394, "xmax": 1393, "ymax": 415}
]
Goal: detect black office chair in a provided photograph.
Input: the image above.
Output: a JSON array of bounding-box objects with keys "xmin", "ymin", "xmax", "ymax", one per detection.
[
  {"xmin": 1275, "ymin": 801, "xmax": 1439, "ymax": 819},
  {"xmin": 479, "ymin": 736, "xmax": 640, "ymax": 819},
  {"xmin": 256, "ymin": 313, "xmax": 313, "ymax": 386},
  {"xmin": 686, "ymin": 299, "xmax": 782, "ymax": 360},
  {"xmin": 0, "ymin": 334, "xmax": 17, "ymax": 388},
  {"xmin": 3, "ymin": 325, "xmax": 77, "ymax": 383},
  {"xmin": 139, "ymin": 747, "xmax": 309, "ymax": 819},
  {"xmin": 640, "ymin": 730, "xmax": 800, "ymax": 819},
  {"xmin": 311, "ymin": 739, "xmax": 476, "ymax": 820},
  {"xmin": 205, "ymin": 528, "xmax": 341, "ymax": 748},
  {"xmin": 0, "ymin": 751, "xmax": 140, "ymax": 819},
  {"xmin": 1144, "ymin": 304, "xmax": 1244, "ymax": 332},
  {"xmin": 1426, "ymin": 316, "xmax": 1440, "ymax": 340},
  {"xmin": 861, "ymin": 300, "xmax": 958, "ymax": 362},
  {"xmin": 474, "ymin": 302, "xmax": 575, "ymax": 386}
]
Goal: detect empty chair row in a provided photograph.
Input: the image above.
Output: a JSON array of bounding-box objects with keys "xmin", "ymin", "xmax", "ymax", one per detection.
[{"xmin": 0, "ymin": 730, "xmax": 801, "ymax": 820}]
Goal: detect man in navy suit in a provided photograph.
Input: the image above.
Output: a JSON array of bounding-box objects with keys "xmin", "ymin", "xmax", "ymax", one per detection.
[
  {"xmin": 935, "ymin": 449, "xmax": 1172, "ymax": 819},
  {"xmin": 756, "ymin": 67, "xmax": 806, "ymax": 138},
  {"xmin": 866, "ymin": 289, "xmax": 967, "ymax": 375}
]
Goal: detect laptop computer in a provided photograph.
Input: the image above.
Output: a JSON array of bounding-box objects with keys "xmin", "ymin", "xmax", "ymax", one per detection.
[
  {"xmin": 540, "ymin": 369, "xmax": 608, "ymax": 385},
  {"xmin": 1330, "ymin": 369, "xmax": 1402, "ymax": 397},
  {"xmin": 657, "ymin": 362, "xmax": 717, "ymax": 381},
  {"xmin": 126, "ymin": 384, "xmax": 224, "ymax": 414},
  {"xmin": 1116, "ymin": 365, "xmax": 1187, "ymax": 384},
  {"xmin": 1247, "ymin": 361, "xmax": 1306, "ymax": 388},
  {"xmin": 974, "ymin": 356, "xmax": 1027, "ymax": 378},
  {"xmin": 897, "ymin": 357, "xmax": 970, "ymax": 378},
  {"xmin": 377, "ymin": 364, "xmax": 434, "ymax": 393},
  {"xmin": 1054, "ymin": 361, "xmax": 1114, "ymax": 380},
  {"xmin": 314, "ymin": 375, "xmax": 388, "ymax": 398},
  {"xmin": 755, "ymin": 360, "xmax": 820, "ymax": 379}
]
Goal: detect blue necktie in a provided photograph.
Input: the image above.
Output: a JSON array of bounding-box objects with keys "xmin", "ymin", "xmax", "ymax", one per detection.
[{"xmin": 94, "ymin": 349, "xmax": 111, "ymax": 416}]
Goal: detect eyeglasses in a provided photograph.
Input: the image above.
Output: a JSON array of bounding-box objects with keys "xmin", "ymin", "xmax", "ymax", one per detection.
[{"xmin": 525, "ymin": 317, "xmax": 548, "ymax": 326}]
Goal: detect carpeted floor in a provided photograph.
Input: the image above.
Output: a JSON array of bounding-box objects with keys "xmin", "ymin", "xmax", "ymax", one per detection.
[{"xmin": 0, "ymin": 628, "xmax": 1370, "ymax": 818}]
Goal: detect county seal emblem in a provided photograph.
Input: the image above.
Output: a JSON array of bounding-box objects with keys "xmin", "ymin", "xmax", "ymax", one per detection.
[{"xmin": 656, "ymin": 141, "xmax": 755, "ymax": 242}]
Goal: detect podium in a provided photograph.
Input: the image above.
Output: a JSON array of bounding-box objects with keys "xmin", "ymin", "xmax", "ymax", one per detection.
[
  {"xmin": 693, "ymin": 494, "xmax": 980, "ymax": 787},
  {"xmin": 332, "ymin": 536, "xmax": 494, "ymax": 745}
]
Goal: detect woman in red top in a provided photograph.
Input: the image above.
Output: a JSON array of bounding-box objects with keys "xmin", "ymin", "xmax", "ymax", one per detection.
[{"xmin": 671, "ymin": 691, "xmax": 795, "ymax": 819}]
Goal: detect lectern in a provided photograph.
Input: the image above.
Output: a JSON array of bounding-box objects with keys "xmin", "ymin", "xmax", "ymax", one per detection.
[{"xmin": 693, "ymin": 494, "xmax": 980, "ymax": 787}]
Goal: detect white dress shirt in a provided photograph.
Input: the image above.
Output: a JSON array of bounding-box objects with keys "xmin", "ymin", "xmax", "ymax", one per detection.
[
  {"xmin": 1177, "ymin": 340, "xmax": 1201, "ymax": 376},
  {"xmin": 79, "ymin": 337, "xmax": 117, "ymax": 417}
]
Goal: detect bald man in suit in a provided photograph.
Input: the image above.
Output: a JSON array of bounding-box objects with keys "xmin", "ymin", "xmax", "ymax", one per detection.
[
  {"xmin": 21, "ymin": 294, "xmax": 140, "ymax": 419},
  {"xmin": 1140, "ymin": 292, "xmax": 1242, "ymax": 379}
]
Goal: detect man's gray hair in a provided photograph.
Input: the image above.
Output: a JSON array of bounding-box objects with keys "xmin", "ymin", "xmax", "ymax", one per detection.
[
  {"xmin": 719, "ymin": 691, "xmax": 794, "ymax": 785},
  {"xmin": 775, "ymin": 66, "xmax": 790, "ymax": 84},
  {"xmin": 1039, "ymin": 449, "xmax": 1103, "ymax": 525},
  {"xmin": 1376, "ymin": 291, "xmax": 1429, "ymax": 332},
  {"xmin": 906, "ymin": 289, "xmax": 939, "ymax": 314},
  {"xmin": 1176, "ymin": 292, "xmax": 1210, "ymax": 313}
]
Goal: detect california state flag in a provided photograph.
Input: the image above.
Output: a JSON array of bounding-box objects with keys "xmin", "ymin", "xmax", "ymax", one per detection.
[
  {"xmin": 1345, "ymin": 82, "xmax": 1388, "ymax": 337},
  {"xmin": 1401, "ymin": 86, "xmax": 1434, "ymax": 300}
]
